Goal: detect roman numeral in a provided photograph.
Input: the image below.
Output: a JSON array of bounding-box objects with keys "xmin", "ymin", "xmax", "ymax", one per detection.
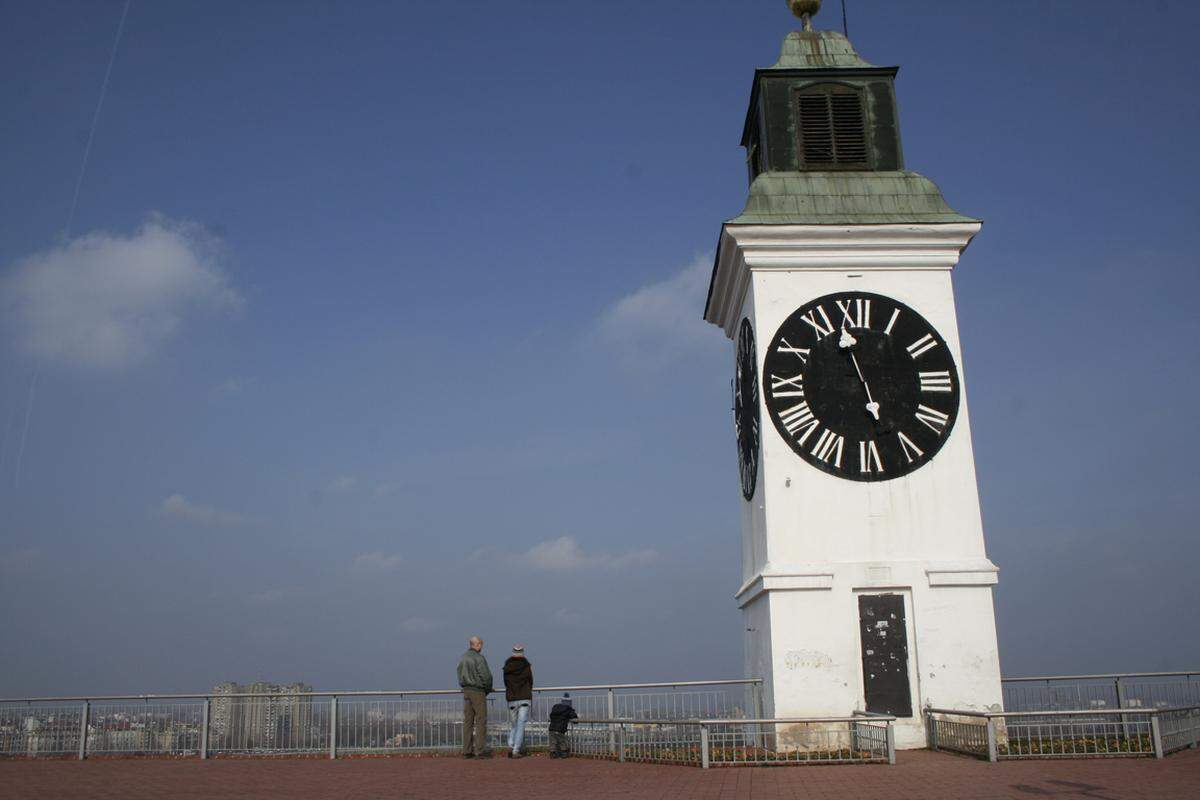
[
  {"xmin": 919, "ymin": 371, "xmax": 953, "ymax": 392},
  {"xmin": 915, "ymin": 404, "xmax": 950, "ymax": 435},
  {"xmin": 779, "ymin": 402, "xmax": 820, "ymax": 445},
  {"xmin": 769, "ymin": 374, "xmax": 805, "ymax": 398},
  {"xmin": 883, "ymin": 308, "xmax": 901, "ymax": 336},
  {"xmin": 836, "ymin": 298, "xmax": 872, "ymax": 330},
  {"xmin": 800, "ymin": 306, "xmax": 835, "ymax": 340},
  {"xmin": 897, "ymin": 431, "xmax": 924, "ymax": 463},
  {"xmin": 858, "ymin": 440, "xmax": 883, "ymax": 474},
  {"xmin": 776, "ymin": 338, "xmax": 810, "ymax": 365},
  {"xmin": 811, "ymin": 429, "xmax": 844, "ymax": 468},
  {"xmin": 906, "ymin": 333, "xmax": 938, "ymax": 359}
]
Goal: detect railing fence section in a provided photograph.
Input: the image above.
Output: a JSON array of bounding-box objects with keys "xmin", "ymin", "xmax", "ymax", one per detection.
[
  {"xmin": 0, "ymin": 679, "xmax": 758, "ymax": 761},
  {"xmin": 7, "ymin": 672, "xmax": 1199, "ymax": 765},
  {"xmin": 1002, "ymin": 672, "xmax": 1200, "ymax": 713},
  {"xmin": 0, "ymin": 702, "xmax": 84, "ymax": 758},
  {"xmin": 1157, "ymin": 706, "xmax": 1200, "ymax": 755},
  {"xmin": 926, "ymin": 706, "xmax": 1200, "ymax": 762},
  {"xmin": 568, "ymin": 716, "xmax": 895, "ymax": 768}
]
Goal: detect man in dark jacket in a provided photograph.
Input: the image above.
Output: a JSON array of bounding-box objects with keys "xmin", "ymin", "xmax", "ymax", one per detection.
[
  {"xmin": 456, "ymin": 636, "xmax": 494, "ymax": 758},
  {"xmin": 502, "ymin": 644, "xmax": 533, "ymax": 758},
  {"xmin": 547, "ymin": 693, "xmax": 578, "ymax": 758}
]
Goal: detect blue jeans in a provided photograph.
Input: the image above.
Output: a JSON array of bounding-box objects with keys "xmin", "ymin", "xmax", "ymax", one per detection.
[{"xmin": 507, "ymin": 701, "xmax": 530, "ymax": 753}]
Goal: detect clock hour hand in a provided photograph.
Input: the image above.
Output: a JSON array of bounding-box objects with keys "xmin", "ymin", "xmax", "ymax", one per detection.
[{"xmin": 839, "ymin": 328, "xmax": 882, "ymax": 421}]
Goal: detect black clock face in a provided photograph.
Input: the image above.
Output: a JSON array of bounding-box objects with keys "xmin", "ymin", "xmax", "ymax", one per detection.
[
  {"xmin": 734, "ymin": 318, "xmax": 760, "ymax": 500},
  {"xmin": 762, "ymin": 292, "xmax": 960, "ymax": 482}
]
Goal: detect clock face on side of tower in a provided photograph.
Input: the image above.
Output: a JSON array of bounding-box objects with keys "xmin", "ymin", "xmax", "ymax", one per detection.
[
  {"xmin": 734, "ymin": 318, "xmax": 760, "ymax": 500},
  {"xmin": 762, "ymin": 292, "xmax": 960, "ymax": 482}
]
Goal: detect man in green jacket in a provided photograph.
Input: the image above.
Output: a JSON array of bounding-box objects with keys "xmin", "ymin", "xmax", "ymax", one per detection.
[{"xmin": 457, "ymin": 636, "xmax": 494, "ymax": 758}]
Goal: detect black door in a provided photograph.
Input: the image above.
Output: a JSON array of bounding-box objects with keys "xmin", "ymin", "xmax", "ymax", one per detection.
[{"xmin": 858, "ymin": 594, "xmax": 913, "ymax": 717}]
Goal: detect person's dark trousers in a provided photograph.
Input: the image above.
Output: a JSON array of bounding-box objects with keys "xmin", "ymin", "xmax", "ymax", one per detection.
[
  {"xmin": 462, "ymin": 690, "xmax": 488, "ymax": 756},
  {"xmin": 549, "ymin": 731, "xmax": 570, "ymax": 757}
]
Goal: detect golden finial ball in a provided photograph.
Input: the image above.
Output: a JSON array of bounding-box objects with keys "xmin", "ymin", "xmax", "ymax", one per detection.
[{"xmin": 787, "ymin": 0, "xmax": 822, "ymax": 20}]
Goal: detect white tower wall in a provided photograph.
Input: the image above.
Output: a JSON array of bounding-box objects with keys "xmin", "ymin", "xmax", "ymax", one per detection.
[{"xmin": 721, "ymin": 223, "xmax": 1003, "ymax": 748}]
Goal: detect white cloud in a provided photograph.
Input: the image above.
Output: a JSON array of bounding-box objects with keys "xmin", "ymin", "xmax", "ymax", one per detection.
[
  {"xmin": 609, "ymin": 549, "xmax": 661, "ymax": 568},
  {"xmin": 479, "ymin": 535, "xmax": 658, "ymax": 572},
  {"xmin": 526, "ymin": 536, "xmax": 601, "ymax": 569},
  {"xmin": 327, "ymin": 475, "xmax": 358, "ymax": 493},
  {"xmin": 1, "ymin": 215, "xmax": 243, "ymax": 369},
  {"xmin": 353, "ymin": 552, "xmax": 404, "ymax": 571},
  {"xmin": 210, "ymin": 378, "xmax": 245, "ymax": 401},
  {"xmin": 399, "ymin": 616, "xmax": 439, "ymax": 633},
  {"xmin": 596, "ymin": 255, "xmax": 722, "ymax": 368},
  {"xmin": 160, "ymin": 494, "xmax": 249, "ymax": 527}
]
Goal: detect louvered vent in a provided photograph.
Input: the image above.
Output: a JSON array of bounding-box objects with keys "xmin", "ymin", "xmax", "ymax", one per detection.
[{"xmin": 796, "ymin": 85, "xmax": 868, "ymax": 169}]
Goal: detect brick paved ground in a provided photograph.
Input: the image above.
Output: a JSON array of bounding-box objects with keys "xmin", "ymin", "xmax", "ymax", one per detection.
[{"xmin": 2, "ymin": 749, "xmax": 1198, "ymax": 800}]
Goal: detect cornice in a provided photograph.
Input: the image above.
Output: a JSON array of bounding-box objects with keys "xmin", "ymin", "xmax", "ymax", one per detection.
[
  {"xmin": 705, "ymin": 222, "xmax": 982, "ymax": 338},
  {"xmin": 734, "ymin": 558, "xmax": 999, "ymax": 607},
  {"xmin": 735, "ymin": 572, "xmax": 836, "ymax": 608}
]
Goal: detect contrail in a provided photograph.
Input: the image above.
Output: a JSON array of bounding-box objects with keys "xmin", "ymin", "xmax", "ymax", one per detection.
[
  {"xmin": 15, "ymin": 1, "xmax": 132, "ymax": 490},
  {"xmin": 13, "ymin": 367, "xmax": 37, "ymax": 490},
  {"xmin": 64, "ymin": 0, "xmax": 132, "ymax": 238}
]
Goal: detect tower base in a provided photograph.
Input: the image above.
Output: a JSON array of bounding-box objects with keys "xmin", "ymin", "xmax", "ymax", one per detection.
[{"xmin": 740, "ymin": 559, "xmax": 1003, "ymax": 749}]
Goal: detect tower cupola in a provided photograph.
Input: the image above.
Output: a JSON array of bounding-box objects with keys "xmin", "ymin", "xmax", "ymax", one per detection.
[
  {"xmin": 742, "ymin": 28, "xmax": 903, "ymax": 182},
  {"xmin": 704, "ymin": 0, "xmax": 976, "ymax": 310}
]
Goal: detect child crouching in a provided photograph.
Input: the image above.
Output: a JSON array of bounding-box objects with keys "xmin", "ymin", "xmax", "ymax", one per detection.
[{"xmin": 547, "ymin": 693, "xmax": 578, "ymax": 758}]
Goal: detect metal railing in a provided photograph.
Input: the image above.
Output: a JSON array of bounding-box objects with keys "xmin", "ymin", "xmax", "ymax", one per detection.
[
  {"xmin": 1158, "ymin": 706, "xmax": 1200, "ymax": 755},
  {"xmin": 926, "ymin": 705, "xmax": 1200, "ymax": 761},
  {"xmin": 568, "ymin": 715, "xmax": 895, "ymax": 768},
  {"xmin": 7, "ymin": 671, "xmax": 1198, "ymax": 764},
  {"xmin": 1002, "ymin": 671, "xmax": 1200, "ymax": 713},
  {"xmin": 0, "ymin": 679, "xmax": 761, "ymax": 760}
]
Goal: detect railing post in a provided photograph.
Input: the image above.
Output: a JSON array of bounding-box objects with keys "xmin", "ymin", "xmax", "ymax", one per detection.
[
  {"xmin": 1116, "ymin": 676, "xmax": 1130, "ymax": 741},
  {"xmin": 700, "ymin": 724, "xmax": 710, "ymax": 769},
  {"xmin": 77, "ymin": 701, "xmax": 89, "ymax": 761},
  {"xmin": 200, "ymin": 698, "xmax": 210, "ymax": 760},
  {"xmin": 1150, "ymin": 713, "xmax": 1163, "ymax": 759},
  {"xmin": 886, "ymin": 719, "xmax": 896, "ymax": 765},
  {"xmin": 985, "ymin": 716, "xmax": 998, "ymax": 763},
  {"xmin": 617, "ymin": 723, "xmax": 625, "ymax": 763},
  {"xmin": 926, "ymin": 707, "xmax": 938, "ymax": 751},
  {"xmin": 328, "ymin": 696, "xmax": 338, "ymax": 760},
  {"xmin": 607, "ymin": 688, "xmax": 616, "ymax": 756},
  {"xmin": 750, "ymin": 682, "xmax": 765, "ymax": 750}
]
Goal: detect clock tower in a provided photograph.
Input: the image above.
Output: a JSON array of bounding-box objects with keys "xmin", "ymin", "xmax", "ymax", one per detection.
[{"xmin": 705, "ymin": 3, "xmax": 1003, "ymax": 748}]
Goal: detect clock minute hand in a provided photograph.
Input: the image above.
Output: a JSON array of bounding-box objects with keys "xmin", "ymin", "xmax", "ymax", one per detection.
[
  {"xmin": 839, "ymin": 328, "xmax": 882, "ymax": 421},
  {"xmin": 853, "ymin": 353, "xmax": 882, "ymax": 421}
]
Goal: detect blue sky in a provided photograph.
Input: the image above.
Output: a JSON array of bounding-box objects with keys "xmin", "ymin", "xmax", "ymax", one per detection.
[{"xmin": 1, "ymin": 0, "xmax": 1198, "ymax": 696}]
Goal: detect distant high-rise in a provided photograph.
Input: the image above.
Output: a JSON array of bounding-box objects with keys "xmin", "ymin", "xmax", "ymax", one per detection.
[{"xmin": 210, "ymin": 681, "xmax": 313, "ymax": 749}]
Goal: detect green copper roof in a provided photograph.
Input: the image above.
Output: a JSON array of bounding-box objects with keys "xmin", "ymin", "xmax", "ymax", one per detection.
[
  {"xmin": 767, "ymin": 30, "xmax": 878, "ymax": 70},
  {"xmin": 728, "ymin": 171, "xmax": 979, "ymax": 225}
]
